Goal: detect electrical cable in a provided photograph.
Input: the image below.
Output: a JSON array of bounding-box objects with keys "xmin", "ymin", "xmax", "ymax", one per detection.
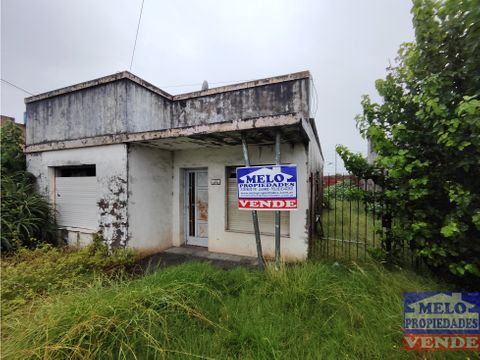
[
  {"xmin": 129, "ymin": 0, "xmax": 145, "ymax": 71},
  {"xmin": 1, "ymin": 78, "xmax": 34, "ymax": 95}
]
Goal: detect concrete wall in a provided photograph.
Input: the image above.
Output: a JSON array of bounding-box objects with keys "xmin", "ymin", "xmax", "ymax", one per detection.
[
  {"xmin": 127, "ymin": 144, "xmax": 173, "ymax": 251},
  {"xmin": 26, "ymin": 144, "xmax": 129, "ymax": 247},
  {"xmin": 26, "ymin": 81, "xmax": 129, "ymax": 145},
  {"xmin": 305, "ymin": 120, "xmax": 324, "ymax": 251},
  {"xmin": 172, "ymin": 80, "xmax": 309, "ymax": 128},
  {"xmin": 171, "ymin": 143, "xmax": 310, "ymax": 261},
  {"xmin": 305, "ymin": 122, "xmax": 323, "ymax": 174},
  {"xmin": 26, "ymin": 139, "xmax": 320, "ymax": 260},
  {"xmin": 125, "ymin": 81, "xmax": 172, "ymax": 134},
  {"xmin": 26, "ymin": 76, "xmax": 309, "ymax": 146}
]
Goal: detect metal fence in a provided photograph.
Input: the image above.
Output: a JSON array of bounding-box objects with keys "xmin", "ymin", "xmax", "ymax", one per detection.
[
  {"xmin": 313, "ymin": 173, "xmax": 423, "ymax": 269},
  {"xmin": 313, "ymin": 174, "xmax": 379, "ymax": 261}
]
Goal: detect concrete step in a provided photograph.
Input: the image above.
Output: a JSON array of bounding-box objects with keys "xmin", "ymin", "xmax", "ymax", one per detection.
[{"xmin": 139, "ymin": 245, "xmax": 258, "ymax": 271}]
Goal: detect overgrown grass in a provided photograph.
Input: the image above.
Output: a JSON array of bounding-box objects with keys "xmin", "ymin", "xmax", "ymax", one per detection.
[
  {"xmin": 3, "ymin": 256, "xmax": 467, "ymax": 359},
  {"xmin": 1, "ymin": 242, "xmax": 138, "ymax": 315},
  {"xmin": 322, "ymin": 200, "xmax": 381, "ymax": 244},
  {"xmin": 318, "ymin": 200, "xmax": 383, "ymax": 261}
]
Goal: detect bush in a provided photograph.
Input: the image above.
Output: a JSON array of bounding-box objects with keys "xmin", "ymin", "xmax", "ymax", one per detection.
[
  {"xmin": 337, "ymin": 0, "xmax": 480, "ymax": 281},
  {"xmin": 0, "ymin": 122, "xmax": 57, "ymax": 252},
  {"xmin": 1, "ymin": 172, "xmax": 58, "ymax": 251},
  {"xmin": 0, "ymin": 121, "xmax": 26, "ymax": 174},
  {"xmin": 324, "ymin": 180, "xmax": 366, "ymax": 202}
]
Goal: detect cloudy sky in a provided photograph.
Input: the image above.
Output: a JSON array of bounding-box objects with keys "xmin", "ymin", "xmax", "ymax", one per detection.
[{"xmin": 1, "ymin": 0, "xmax": 414, "ymax": 172}]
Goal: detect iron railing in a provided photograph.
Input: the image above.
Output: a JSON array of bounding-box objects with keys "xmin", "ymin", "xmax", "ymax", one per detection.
[{"xmin": 314, "ymin": 173, "xmax": 423, "ymax": 269}]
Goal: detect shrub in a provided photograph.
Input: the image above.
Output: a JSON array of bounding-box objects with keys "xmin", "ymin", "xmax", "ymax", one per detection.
[
  {"xmin": 1, "ymin": 173, "xmax": 57, "ymax": 251},
  {"xmin": 0, "ymin": 122, "xmax": 57, "ymax": 252},
  {"xmin": 324, "ymin": 180, "xmax": 366, "ymax": 202},
  {"xmin": 337, "ymin": 0, "xmax": 480, "ymax": 281},
  {"xmin": 0, "ymin": 120, "xmax": 25, "ymax": 175}
]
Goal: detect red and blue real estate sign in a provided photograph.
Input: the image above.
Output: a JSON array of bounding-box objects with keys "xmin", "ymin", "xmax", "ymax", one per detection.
[
  {"xmin": 403, "ymin": 292, "xmax": 480, "ymax": 351},
  {"xmin": 236, "ymin": 165, "xmax": 297, "ymax": 210}
]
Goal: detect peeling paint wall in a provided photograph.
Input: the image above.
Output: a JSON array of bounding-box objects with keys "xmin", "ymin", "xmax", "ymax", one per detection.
[
  {"xmin": 97, "ymin": 175, "xmax": 128, "ymax": 248},
  {"xmin": 26, "ymin": 140, "xmax": 317, "ymax": 260},
  {"xmin": 26, "ymin": 144, "xmax": 129, "ymax": 247},
  {"xmin": 26, "ymin": 77, "xmax": 309, "ymax": 147},
  {"xmin": 127, "ymin": 144, "xmax": 173, "ymax": 251}
]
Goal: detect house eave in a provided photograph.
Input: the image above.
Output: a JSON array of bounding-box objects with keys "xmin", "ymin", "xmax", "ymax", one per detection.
[{"xmin": 24, "ymin": 113, "xmax": 309, "ymax": 153}]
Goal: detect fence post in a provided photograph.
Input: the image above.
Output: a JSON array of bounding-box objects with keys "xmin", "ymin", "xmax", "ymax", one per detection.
[{"xmin": 274, "ymin": 130, "xmax": 281, "ymax": 270}]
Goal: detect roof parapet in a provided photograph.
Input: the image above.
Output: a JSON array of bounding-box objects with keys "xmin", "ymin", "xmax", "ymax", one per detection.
[{"xmin": 24, "ymin": 70, "xmax": 310, "ymax": 104}]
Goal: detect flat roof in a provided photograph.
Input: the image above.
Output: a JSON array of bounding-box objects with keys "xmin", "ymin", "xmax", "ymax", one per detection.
[{"xmin": 25, "ymin": 70, "xmax": 310, "ymax": 104}]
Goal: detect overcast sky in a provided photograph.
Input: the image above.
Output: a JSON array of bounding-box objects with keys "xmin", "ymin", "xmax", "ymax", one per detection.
[{"xmin": 1, "ymin": 0, "xmax": 414, "ymax": 172}]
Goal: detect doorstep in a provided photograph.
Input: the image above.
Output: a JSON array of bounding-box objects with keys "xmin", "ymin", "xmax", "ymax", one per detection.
[{"xmin": 139, "ymin": 245, "xmax": 258, "ymax": 270}]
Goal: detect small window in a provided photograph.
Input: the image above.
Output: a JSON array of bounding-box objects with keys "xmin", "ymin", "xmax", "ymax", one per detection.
[{"xmin": 56, "ymin": 165, "xmax": 96, "ymax": 177}]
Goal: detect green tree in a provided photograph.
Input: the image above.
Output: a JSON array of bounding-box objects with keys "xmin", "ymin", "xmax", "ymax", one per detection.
[
  {"xmin": 1, "ymin": 121, "xmax": 57, "ymax": 251},
  {"xmin": 338, "ymin": 0, "xmax": 480, "ymax": 280},
  {"xmin": 1, "ymin": 120, "xmax": 26, "ymax": 175}
]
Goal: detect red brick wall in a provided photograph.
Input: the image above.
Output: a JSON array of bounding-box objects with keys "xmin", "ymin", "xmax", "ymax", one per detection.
[{"xmin": 323, "ymin": 175, "xmax": 358, "ymax": 188}]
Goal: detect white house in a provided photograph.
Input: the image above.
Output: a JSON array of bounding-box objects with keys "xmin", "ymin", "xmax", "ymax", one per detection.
[{"xmin": 25, "ymin": 71, "xmax": 323, "ymax": 260}]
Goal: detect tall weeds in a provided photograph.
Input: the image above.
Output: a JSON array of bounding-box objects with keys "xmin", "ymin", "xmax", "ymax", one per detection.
[{"xmin": 3, "ymin": 260, "xmax": 452, "ymax": 360}]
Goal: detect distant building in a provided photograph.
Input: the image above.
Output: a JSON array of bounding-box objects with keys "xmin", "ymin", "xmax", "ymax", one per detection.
[
  {"xmin": 367, "ymin": 138, "xmax": 377, "ymax": 164},
  {"xmin": 0, "ymin": 115, "xmax": 26, "ymax": 138},
  {"xmin": 24, "ymin": 71, "xmax": 323, "ymax": 261}
]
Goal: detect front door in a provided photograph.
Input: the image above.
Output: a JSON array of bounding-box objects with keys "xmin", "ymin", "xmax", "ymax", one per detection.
[{"xmin": 185, "ymin": 169, "xmax": 208, "ymax": 247}]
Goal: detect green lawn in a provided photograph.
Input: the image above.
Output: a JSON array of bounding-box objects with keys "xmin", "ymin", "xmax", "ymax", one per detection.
[
  {"xmin": 317, "ymin": 200, "xmax": 383, "ymax": 261},
  {"xmin": 322, "ymin": 200, "xmax": 381, "ymax": 242},
  {"xmin": 1, "ymin": 246, "xmax": 469, "ymax": 359}
]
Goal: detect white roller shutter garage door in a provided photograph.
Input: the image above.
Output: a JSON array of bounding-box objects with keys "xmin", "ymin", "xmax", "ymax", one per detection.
[{"xmin": 55, "ymin": 168, "xmax": 98, "ymax": 230}]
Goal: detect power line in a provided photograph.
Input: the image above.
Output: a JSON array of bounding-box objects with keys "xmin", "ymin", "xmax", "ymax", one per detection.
[
  {"xmin": 129, "ymin": 0, "xmax": 145, "ymax": 71},
  {"xmin": 1, "ymin": 78, "xmax": 34, "ymax": 95}
]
